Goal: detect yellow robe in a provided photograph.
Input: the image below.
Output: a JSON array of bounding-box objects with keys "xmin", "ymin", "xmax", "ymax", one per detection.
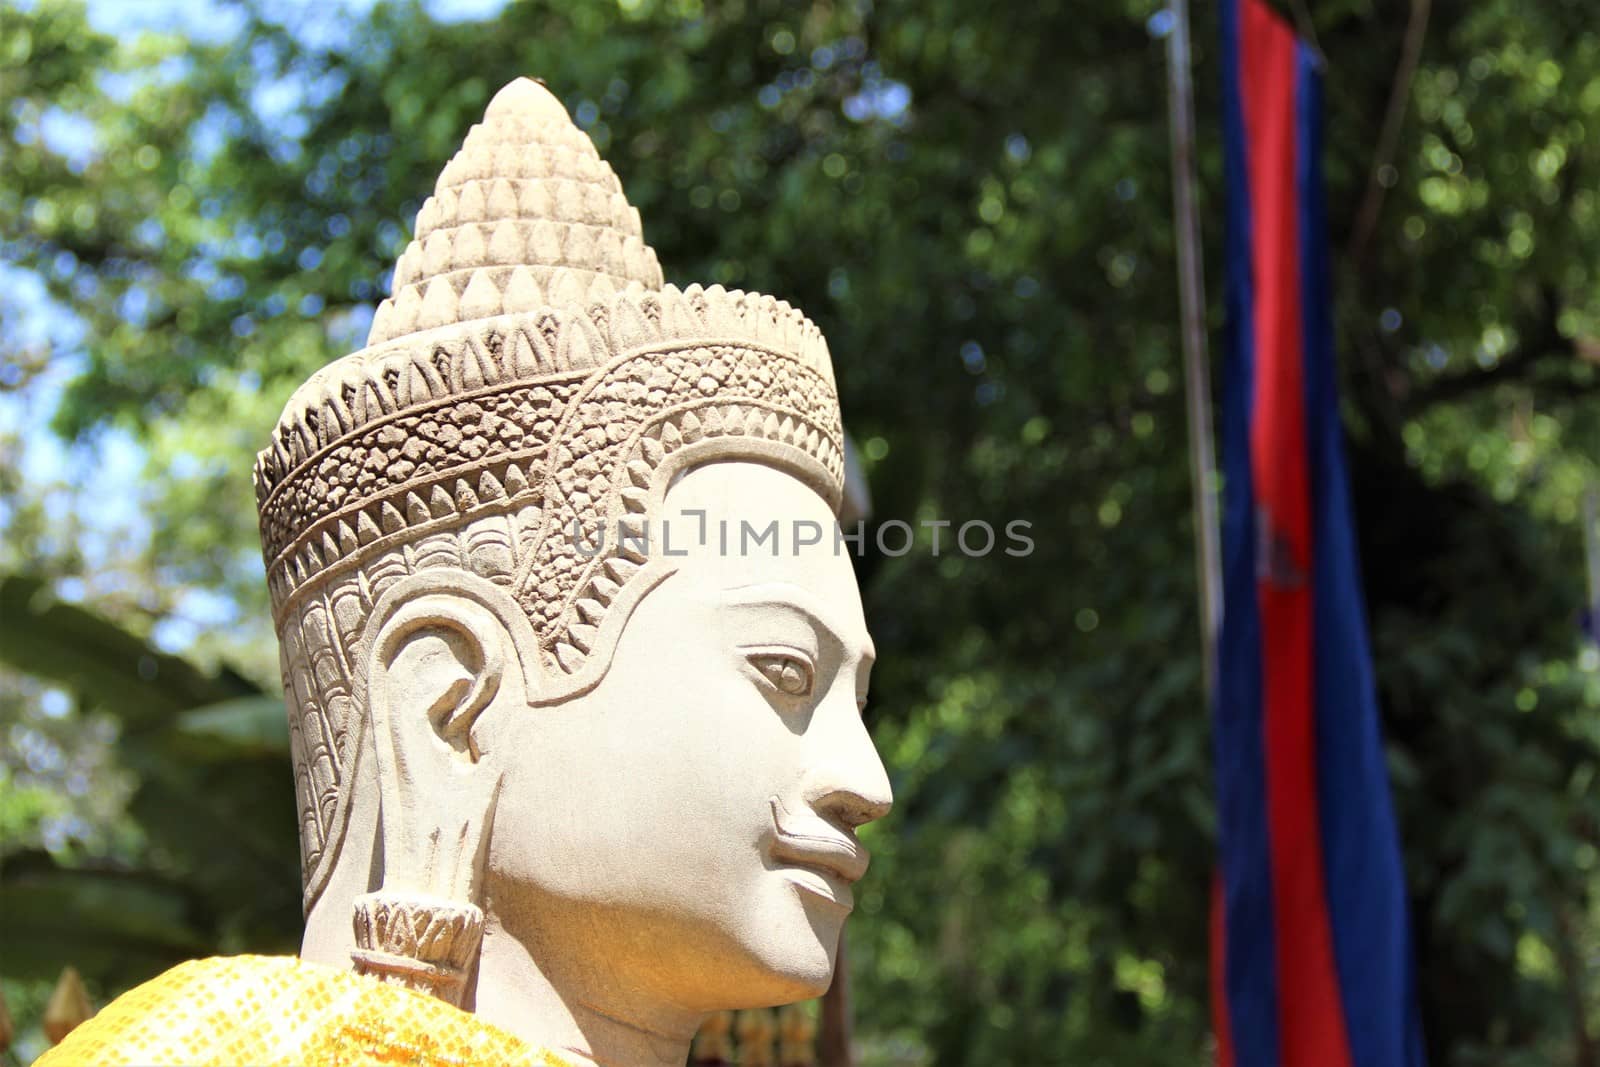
[{"xmin": 35, "ymin": 955, "xmax": 576, "ymax": 1066}]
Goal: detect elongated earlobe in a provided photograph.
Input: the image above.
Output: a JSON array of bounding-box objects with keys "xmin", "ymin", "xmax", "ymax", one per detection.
[
  {"xmin": 365, "ymin": 589, "xmax": 511, "ymax": 901},
  {"xmin": 353, "ymin": 575, "xmax": 530, "ymax": 1004}
]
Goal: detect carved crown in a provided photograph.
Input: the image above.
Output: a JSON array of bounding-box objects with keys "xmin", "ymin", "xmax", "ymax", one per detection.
[{"xmin": 255, "ymin": 79, "xmax": 846, "ymax": 903}]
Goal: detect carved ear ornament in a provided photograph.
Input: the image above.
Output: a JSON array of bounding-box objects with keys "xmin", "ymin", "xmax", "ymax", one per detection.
[{"xmin": 350, "ymin": 891, "xmax": 485, "ymax": 1006}]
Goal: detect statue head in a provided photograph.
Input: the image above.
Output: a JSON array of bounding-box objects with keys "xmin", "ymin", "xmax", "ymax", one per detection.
[{"xmin": 255, "ymin": 78, "xmax": 890, "ymax": 1048}]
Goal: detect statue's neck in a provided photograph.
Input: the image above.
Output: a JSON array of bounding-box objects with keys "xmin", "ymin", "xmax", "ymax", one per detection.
[
  {"xmin": 298, "ymin": 757, "xmax": 703, "ymax": 1064},
  {"xmin": 472, "ymin": 914, "xmax": 702, "ymax": 1067}
]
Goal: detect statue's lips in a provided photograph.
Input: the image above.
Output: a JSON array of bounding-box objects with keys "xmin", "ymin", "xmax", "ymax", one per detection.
[{"xmin": 768, "ymin": 797, "xmax": 870, "ymax": 885}]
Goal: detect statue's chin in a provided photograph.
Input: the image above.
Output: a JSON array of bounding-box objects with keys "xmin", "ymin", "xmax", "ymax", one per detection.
[
  {"xmin": 730, "ymin": 939, "xmax": 837, "ymax": 1008},
  {"xmin": 723, "ymin": 883, "xmax": 845, "ymax": 1006}
]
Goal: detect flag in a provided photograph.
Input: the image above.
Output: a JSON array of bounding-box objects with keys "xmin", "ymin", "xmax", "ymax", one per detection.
[{"xmin": 1213, "ymin": 1, "xmax": 1427, "ymax": 1065}]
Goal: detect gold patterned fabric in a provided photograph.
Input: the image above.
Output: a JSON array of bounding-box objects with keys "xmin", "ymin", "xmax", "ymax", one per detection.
[{"xmin": 34, "ymin": 955, "xmax": 576, "ymax": 1067}]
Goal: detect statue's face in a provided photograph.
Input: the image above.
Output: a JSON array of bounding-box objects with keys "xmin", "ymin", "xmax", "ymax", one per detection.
[{"xmin": 484, "ymin": 460, "xmax": 892, "ymax": 1011}]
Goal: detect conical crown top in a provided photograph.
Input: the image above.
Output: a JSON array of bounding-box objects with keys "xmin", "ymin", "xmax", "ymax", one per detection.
[{"xmin": 368, "ymin": 77, "xmax": 663, "ymax": 345}]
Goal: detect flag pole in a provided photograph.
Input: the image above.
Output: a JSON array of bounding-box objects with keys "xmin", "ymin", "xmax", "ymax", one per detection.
[{"xmin": 1164, "ymin": 0, "xmax": 1224, "ymax": 699}]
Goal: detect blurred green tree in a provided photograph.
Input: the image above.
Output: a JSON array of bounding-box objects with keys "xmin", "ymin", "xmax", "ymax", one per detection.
[{"xmin": 2, "ymin": 0, "xmax": 1599, "ymax": 1063}]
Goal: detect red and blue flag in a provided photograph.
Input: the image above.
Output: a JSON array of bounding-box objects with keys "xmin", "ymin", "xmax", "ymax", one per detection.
[{"xmin": 1213, "ymin": 1, "xmax": 1427, "ymax": 1064}]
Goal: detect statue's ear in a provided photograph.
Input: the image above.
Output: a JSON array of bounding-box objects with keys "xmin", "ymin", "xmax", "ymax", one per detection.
[
  {"xmin": 363, "ymin": 572, "xmax": 545, "ymax": 755},
  {"xmin": 372, "ymin": 601, "xmax": 503, "ymax": 760},
  {"xmin": 361, "ymin": 573, "xmax": 537, "ymax": 897}
]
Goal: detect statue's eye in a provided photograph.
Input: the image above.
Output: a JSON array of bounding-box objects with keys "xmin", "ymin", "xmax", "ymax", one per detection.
[{"xmin": 750, "ymin": 653, "xmax": 814, "ymax": 698}]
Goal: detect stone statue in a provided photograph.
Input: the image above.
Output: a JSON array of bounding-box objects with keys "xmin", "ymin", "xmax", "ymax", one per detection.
[{"xmin": 38, "ymin": 78, "xmax": 890, "ymax": 1067}]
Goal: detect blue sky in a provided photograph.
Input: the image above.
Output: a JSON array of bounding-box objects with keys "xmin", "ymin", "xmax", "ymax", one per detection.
[
  {"xmin": 82, "ymin": 0, "xmax": 510, "ymax": 40},
  {"xmin": 4, "ymin": 0, "xmax": 509, "ymax": 646}
]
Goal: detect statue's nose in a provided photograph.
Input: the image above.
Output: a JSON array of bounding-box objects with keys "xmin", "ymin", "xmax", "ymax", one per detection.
[{"xmin": 804, "ymin": 703, "xmax": 893, "ymax": 829}]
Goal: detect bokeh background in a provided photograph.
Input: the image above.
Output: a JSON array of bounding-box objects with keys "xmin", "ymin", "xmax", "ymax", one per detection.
[{"xmin": 3, "ymin": 0, "xmax": 1599, "ymax": 1063}]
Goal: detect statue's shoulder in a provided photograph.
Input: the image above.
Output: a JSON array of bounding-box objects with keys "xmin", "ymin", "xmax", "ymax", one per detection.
[{"xmin": 34, "ymin": 954, "xmax": 576, "ymax": 1067}]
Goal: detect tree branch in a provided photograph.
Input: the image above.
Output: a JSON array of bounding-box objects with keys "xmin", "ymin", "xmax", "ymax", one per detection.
[
  {"xmin": 1347, "ymin": 0, "xmax": 1431, "ymax": 267},
  {"xmin": 1402, "ymin": 287, "xmax": 1567, "ymax": 413}
]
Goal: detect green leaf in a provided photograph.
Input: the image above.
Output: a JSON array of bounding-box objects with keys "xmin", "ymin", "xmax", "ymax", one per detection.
[{"xmin": 0, "ymin": 574, "xmax": 260, "ymax": 730}]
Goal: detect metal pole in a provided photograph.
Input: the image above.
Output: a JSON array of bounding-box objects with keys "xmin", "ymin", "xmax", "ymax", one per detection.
[
  {"xmin": 817, "ymin": 931, "xmax": 854, "ymax": 1067},
  {"xmin": 1585, "ymin": 486, "xmax": 1600, "ymax": 644},
  {"xmin": 1165, "ymin": 0, "xmax": 1224, "ymax": 700}
]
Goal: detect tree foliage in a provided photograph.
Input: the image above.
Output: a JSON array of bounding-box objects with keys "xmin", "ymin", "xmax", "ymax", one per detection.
[{"xmin": 3, "ymin": 0, "xmax": 1599, "ymax": 1063}]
